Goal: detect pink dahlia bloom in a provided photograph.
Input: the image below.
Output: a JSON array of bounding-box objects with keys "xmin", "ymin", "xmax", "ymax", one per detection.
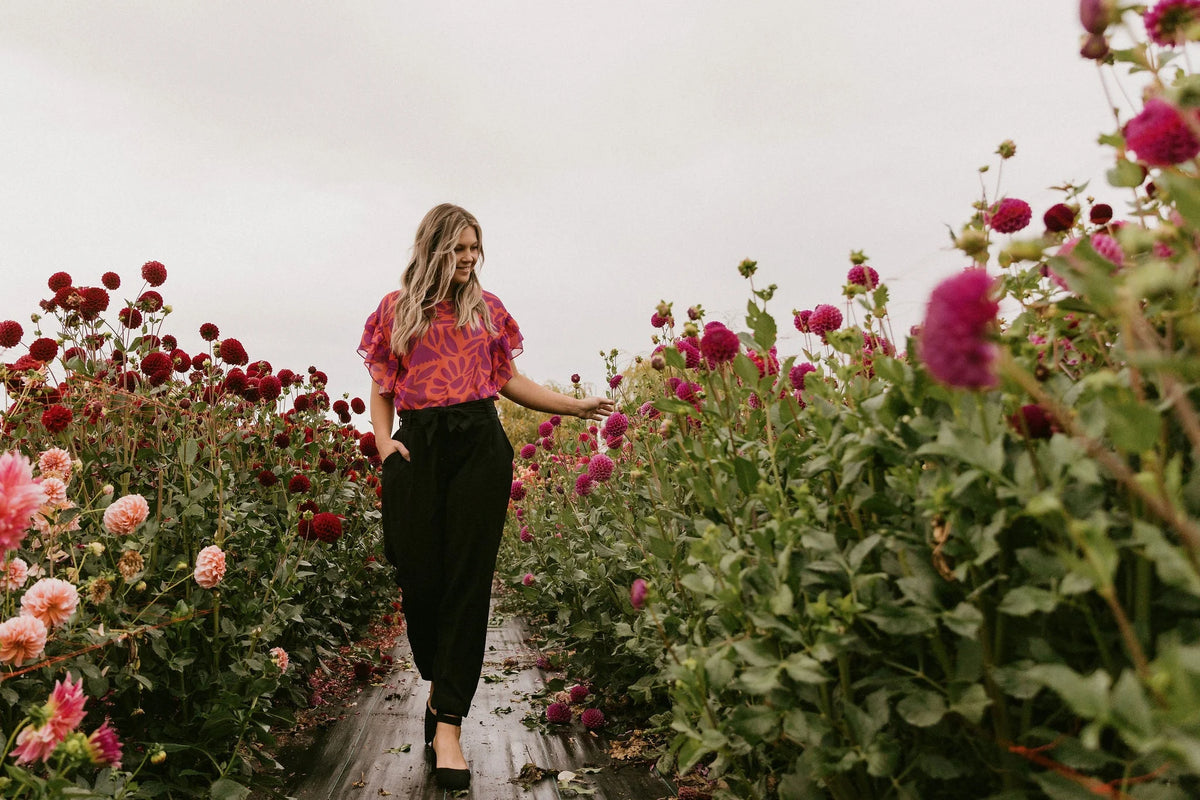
[
  {"xmin": 538, "ymin": 420, "xmax": 554, "ymax": 437},
  {"xmin": 602, "ymin": 412, "xmax": 628, "ymax": 439},
  {"xmin": 12, "ymin": 672, "xmax": 89, "ymax": 762},
  {"xmin": 986, "ymin": 198, "xmax": 1033, "ymax": 233},
  {"xmin": 793, "ymin": 309, "xmax": 812, "ymax": 333},
  {"xmin": 37, "ymin": 447, "xmax": 72, "ymax": 481},
  {"xmin": 21, "ymin": 578, "xmax": 80, "ymax": 628},
  {"xmin": 630, "ymin": 578, "xmax": 648, "ymax": 610},
  {"xmin": 40, "ymin": 477, "xmax": 67, "ymax": 508},
  {"xmin": 846, "ymin": 265, "xmax": 880, "ymax": 288},
  {"xmin": 0, "ymin": 613, "xmax": 48, "ymax": 666},
  {"xmin": 1144, "ymin": 0, "xmax": 1200, "ymax": 45},
  {"xmin": 574, "ymin": 473, "xmax": 595, "ymax": 496},
  {"xmin": 520, "ymin": 443, "xmax": 537, "ymax": 459},
  {"xmin": 269, "ymin": 646, "xmax": 289, "ymax": 673},
  {"xmin": 194, "ymin": 545, "xmax": 227, "ymax": 589},
  {"xmin": 789, "ymin": 362, "xmax": 817, "ymax": 392},
  {"xmin": 1125, "ymin": 98, "xmax": 1200, "ymax": 166},
  {"xmin": 2, "ymin": 557, "xmax": 29, "ymax": 590},
  {"xmin": 103, "ymin": 493, "xmax": 150, "ymax": 535},
  {"xmin": 85, "ymin": 718, "xmax": 123, "ymax": 768},
  {"xmin": 587, "ymin": 453, "xmax": 615, "ymax": 482},
  {"xmin": 519, "ymin": 527, "xmax": 534, "ymax": 543},
  {"xmin": 510, "ymin": 480, "xmax": 527, "ymax": 501},
  {"xmin": 808, "ymin": 304, "xmax": 843, "ymax": 340},
  {"xmin": 11, "ymin": 724, "xmax": 60, "ymax": 764},
  {"xmin": 522, "ymin": 572, "xmax": 536, "ymax": 587},
  {"xmin": 1090, "ymin": 233, "xmax": 1125, "ymax": 266},
  {"xmin": 0, "ymin": 451, "xmax": 45, "ymax": 553},
  {"xmin": 676, "ymin": 339, "xmax": 701, "ymax": 369},
  {"xmin": 917, "ymin": 269, "xmax": 1000, "ymax": 390}
]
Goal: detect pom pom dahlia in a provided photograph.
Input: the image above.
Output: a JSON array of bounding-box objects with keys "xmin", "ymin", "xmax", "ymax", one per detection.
[
  {"xmin": 1090, "ymin": 203, "xmax": 1113, "ymax": 224},
  {"xmin": 103, "ymin": 494, "xmax": 149, "ymax": 535},
  {"xmin": 194, "ymin": 545, "xmax": 227, "ymax": 589},
  {"xmin": 917, "ymin": 269, "xmax": 1000, "ymax": 390},
  {"xmin": 0, "ymin": 320, "xmax": 23, "ymax": 348},
  {"xmin": 700, "ymin": 323, "xmax": 740, "ymax": 365},
  {"xmin": 0, "ymin": 613, "xmax": 47, "ymax": 666},
  {"xmin": 1125, "ymin": 98, "xmax": 1200, "ymax": 166},
  {"xmin": 48, "ymin": 271, "xmax": 73, "ymax": 292},
  {"xmin": 569, "ymin": 684, "xmax": 591, "ymax": 703},
  {"xmin": 41, "ymin": 405, "xmax": 73, "ymax": 433},
  {"xmin": 602, "ymin": 412, "xmax": 628, "ymax": 439},
  {"xmin": 0, "ymin": 451, "xmax": 45, "ymax": 552},
  {"xmin": 522, "ymin": 572, "xmax": 536, "ymax": 586},
  {"xmin": 587, "ymin": 453, "xmax": 615, "ymax": 482},
  {"xmin": 545, "ymin": 702, "xmax": 572, "ymax": 724},
  {"xmin": 581, "ymin": 708, "xmax": 606, "ymax": 729},
  {"xmin": 630, "ymin": 578, "xmax": 648, "ymax": 609},
  {"xmin": 141, "ymin": 260, "xmax": 167, "ymax": 286},
  {"xmin": 218, "ymin": 337, "xmax": 249, "ymax": 365},
  {"xmin": 1043, "ymin": 203, "xmax": 1077, "ymax": 232},
  {"xmin": 789, "ymin": 362, "xmax": 817, "ymax": 392},
  {"xmin": 20, "ymin": 577, "xmax": 79, "ymax": 628},
  {"xmin": 520, "ymin": 443, "xmax": 537, "ymax": 459},
  {"xmin": 846, "ymin": 265, "xmax": 879, "ymax": 288},
  {"xmin": 808, "ymin": 304, "xmax": 843, "ymax": 340},
  {"xmin": 29, "ymin": 337, "xmax": 58, "ymax": 363},
  {"xmin": 117, "ymin": 308, "xmax": 143, "ymax": 329},
  {"xmin": 101, "ymin": 271, "xmax": 121, "ymax": 290},
  {"xmin": 510, "ymin": 480, "xmax": 526, "ymax": 501},
  {"xmin": 310, "ymin": 513, "xmax": 343, "ymax": 543},
  {"xmin": 985, "ymin": 198, "xmax": 1033, "ymax": 233},
  {"xmin": 574, "ymin": 473, "xmax": 595, "ymax": 496},
  {"xmin": 288, "ymin": 475, "xmax": 311, "ymax": 494},
  {"xmin": 199, "ymin": 322, "xmax": 219, "ymax": 341}
]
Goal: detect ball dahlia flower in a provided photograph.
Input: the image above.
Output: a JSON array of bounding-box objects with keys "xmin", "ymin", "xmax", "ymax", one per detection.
[
  {"xmin": 630, "ymin": 578, "xmax": 648, "ymax": 610},
  {"xmin": 1043, "ymin": 203, "xmax": 1077, "ymax": 232},
  {"xmin": 193, "ymin": 544, "xmax": 227, "ymax": 589},
  {"xmin": 0, "ymin": 613, "xmax": 47, "ymax": 666},
  {"xmin": 2, "ymin": 557, "xmax": 29, "ymax": 591},
  {"xmin": 140, "ymin": 260, "xmax": 167, "ymax": 286},
  {"xmin": 47, "ymin": 271, "xmax": 72, "ymax": 292},
  {"xmin": 545, "ymin": 702, "xmax": 571, "ymax": 724},
  {"xmin": 917, "ymin": 269, "xmax": 1000, "ymax": 390},
  {"xmin": 20, "ymin": 577, "xmax": 80, "ymax": 628},
  {"xmin": 602, "ymin": 412, "xmax": 628, "ymax": 439},
  {"xmin": 793, "ymin": 309, "xmax": 812, "ymax": 333},
  {"xmin": 574, "ymin": 473, "xmax": 595, "ymax": 496},
  {"xmin": 101, "ymin": 271, "xmax": 121, "ymax": 290},
  {"xmin": 581, "ymin": 708, "xmax": 606, "ymax": 729},
  {"xmin": 199, "ymin": 322, "xmax": 219, "ymax": 341},
  {"xmin": 846, "ymin": 265, "xmax": 879, "ymax": 288},
  {"xmin": 700, "ymin": 322, "xmax": 740, "ymax": 365},
  {"xmin": 29, "ymin": 337, "xmax": 58, "ymax": 363},
  {"xmin": 520, "ymin": 443, "xmax": 537, "ymax": 459},
  {"xmin": 789, "ymin": 362, "xmax": 817, "ymax": 392},
  {"xmin": 510, "ymin": 480, "xmax": 526, "ymax": 501},
  {"xmin": 807, "ymin": 304, "xmax": 843, "ymax": 340},
  {"xmin": 288, "ymin": 475, "xmax": 311, "ymax": 494},
  {"xmin": 587, "ymin": 453, "xmax": 615, "ymax": 482},
  {"xmin": 103, "ymin": 494, "xmax": 149, "ymax": 535},
  {"xmin": 218, "ymin": 337, "xmax": 249, "ymax": 365},
  {"xmin": 41, "ymin": 405, "xmax": 73, "ymax": 434},
  {"xmin": 0, "ymin": 320, "xmax": 23, "ymax": 348},
  {"xmin": 522, "ymin": 573, "xmax": 536, "ymax": 586}
]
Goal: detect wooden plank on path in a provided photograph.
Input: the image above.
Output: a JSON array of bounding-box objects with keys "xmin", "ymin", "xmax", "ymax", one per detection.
[{"xmin": 288, "ymin": 603, "xmax": 675, "ymax": 799}]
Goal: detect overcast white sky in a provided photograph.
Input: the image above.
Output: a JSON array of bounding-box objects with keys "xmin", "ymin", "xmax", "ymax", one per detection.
[{"xmin": 0, "ymin": 2, "xmax": 1127, "ymax": 408}]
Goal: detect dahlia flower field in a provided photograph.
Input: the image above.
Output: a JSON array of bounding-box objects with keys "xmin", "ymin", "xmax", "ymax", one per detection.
[
  {"xmin": 0, "ymin": 263, "xmax": 393, "ymax": 797},
  {"xmin": 497, "ymin": 5, "xmax": 1200, "ymax": 798}
]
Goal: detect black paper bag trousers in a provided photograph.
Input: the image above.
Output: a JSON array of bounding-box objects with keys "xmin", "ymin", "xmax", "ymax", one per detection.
[{"xmin": 380, "ymin": 398, "xmax": 513, "ymax": 718}]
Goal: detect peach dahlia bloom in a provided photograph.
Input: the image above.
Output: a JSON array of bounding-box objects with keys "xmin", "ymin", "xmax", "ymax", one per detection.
[
  {"xmin": 37, "ymin": 447, "xmax": 72, "ymax": 481},
  {"xmin": 1, "ymin": 556, "xmax": 29, "ymax": 590},
  {"xmin": 102, "ymin": 493, "xmax": 149, "ymax": 535},
  {"xmin": 269, "ymin": 646, "xmax": 289, "ymax": 673},
  {"xmin": 40, "ymin": 477, "xmax": 67, "ymax": 507},
  {"xmin": 194, "ymin": 545, "xmax": 227, "ymax": 589},
  {"xmin": 20, "ymin": 577, "xmax": 80, "ymax": 628},
  {"xmin": 0, "ymin": 614, "xmax": 48, "ymax": 666}
]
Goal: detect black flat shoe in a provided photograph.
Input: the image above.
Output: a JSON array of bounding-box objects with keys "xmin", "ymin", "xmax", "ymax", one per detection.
[
  {"xmin": 424, "ymin": 700, "xmax": 437, "ymax": 747},
  {"xmin": 432, "ymin": 711, "xmax": 470, "ymax": 790}
]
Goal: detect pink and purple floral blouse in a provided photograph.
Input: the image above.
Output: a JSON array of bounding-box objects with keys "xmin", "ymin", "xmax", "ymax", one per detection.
[{"xmin": 358, "ymin": 290, "xmax": 523, "ymax": 410}]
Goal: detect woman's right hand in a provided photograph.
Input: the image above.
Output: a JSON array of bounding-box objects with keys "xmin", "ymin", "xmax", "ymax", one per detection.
[{"xmin": 377, "ymin": 437, "xmax": 411, "ymax": 463}]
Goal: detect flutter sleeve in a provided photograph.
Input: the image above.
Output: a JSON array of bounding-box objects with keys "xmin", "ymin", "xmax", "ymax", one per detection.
[
  {"xmin": 358, "ymin": 292, "xmax": 402, "ymax": 395},
  {"xmin": 486, "ymin": 292, "xmax": 524, "ymax": 389}
]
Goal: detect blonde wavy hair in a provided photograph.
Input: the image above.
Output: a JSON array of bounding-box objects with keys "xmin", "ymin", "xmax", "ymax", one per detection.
[{"xmin": 390, "ymin": 204, "xmax": 496, "ymax": 356}]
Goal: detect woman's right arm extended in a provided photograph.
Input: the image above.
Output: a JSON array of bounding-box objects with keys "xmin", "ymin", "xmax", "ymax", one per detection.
[{"xmin": 370, "ymin": 380, "xmax": 409, "ymax": 461}]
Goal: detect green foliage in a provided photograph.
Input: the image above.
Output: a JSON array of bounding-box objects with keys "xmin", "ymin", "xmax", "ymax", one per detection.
[{"xmin": 0, "ymin": 275, "xmax": 393, "ymax": 797}]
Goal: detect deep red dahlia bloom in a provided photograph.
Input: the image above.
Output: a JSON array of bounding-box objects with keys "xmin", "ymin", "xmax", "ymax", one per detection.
[
  {"xmin": 140, "ymin": 352, "xmax": 172, "ymax": 377},
  {"xmin": 258, "ymin": 375, "xmax": 282, "ymax": 401},
  {"xmin": 1043, "ymin": 203, "xmax": 1077, "ymax": 232},
  {"xmin": 137, "ymin": 291, "xmax": 163, "ymax": 312},
  {"xmin": 140, "ymin": 260, "xmax": 167, "ymax": 287},
  {"xmin": 1008, "ymin": 404, "xmax": 1056, "ymax": 439},
  {"xmin": 29, "ymin": 338, "xmax": 58, "ymax": 363},
  {"xmin": 1089, "ymin": 204, "xmax": 1113, "ymax": 224},
  {"xmin": 510, "ymin": 480, "xmax": 526, "ymax": 501},
  {"xmin": 287, "ymin": 475, "xmax": 311, "ymax": 494},
  {"xmin": 218, "ymin": 338, "xmax": 248, "ymax": 365},
  {"xmin": 47, "ymin": 272, "xmax": 72, "ymax": 292},
  {"xmin": 311, "ymin": 512, "xmax": 343, "ymax": 543},
  {"xmin": 41, "ymin": 404, "xmax": 73, "ymax": 433},
  {"xmin": 350, "ymin": 397, "xmax": 366, "ymax": 414},
  {"xmin": 170, "ymin": 349, "xmax": 191, "ymax": 372},
  {"xmin": 199, "ymin": 323, "xmax": 219, "ymax": 342},
  {"xmin": 191, "ymin": 353, "xmax": 211, "ymax": 370},
  {"xmin": 118, "ymin": 308, "xmax": 143, "ymax": 329},
  {"xmin": 917, "ymin": 269, "xmax": 1000, "ymax": 390},
  {"xmin": 0, "ymin": 320, "xmax": 23, "ymax": 348},
  {"xmin": 224, "ymin": 368, "xmax": 248, "ymax": 394},
  {"xmin": 332, "ymin": 400, "xmax": 349, "ymax": 415}
]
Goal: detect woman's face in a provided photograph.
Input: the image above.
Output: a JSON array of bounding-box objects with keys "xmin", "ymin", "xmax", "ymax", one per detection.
[{"xmin": 450, "ymin": 226, "xmax": 480, "ymax": 286}]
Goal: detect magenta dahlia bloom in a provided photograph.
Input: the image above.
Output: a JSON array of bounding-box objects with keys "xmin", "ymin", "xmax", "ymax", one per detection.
[
  {"xmin": 84, "ymin": 718, "xmax": 123, "ymax": 768},
  {"xmin": 522, "ymin": 572, "xmax": 536, "ymax": 587},
  {"xmin": 1043, "ymin": 203, "xmax": 1077, "ymax": 232},
  {"xmin": 510, "ymin": 480, "xmax": 526, "ymax": 501},
  {"xmin": 846, "ymin": 265, "xmax": 880, "ymax": 288},
  {"xmin": 630, "ymin": 578, "xmax": 647, "ymax": 610},
  {"xmin": 789, "ymin": 362, "xmax": 817, "ymax": 391},
  {"xmin": 700, "ymin": 322, "xmax": 739, "ymax": 365},
  {"xmin": 259, "ymin": 375, "xmax": 283, "ymax": 401},
  {"xmin": 140, "ymin": 260, "xmax": 167, "ymax": 286},
  {"xmin": 581, "ymin": 708, "xmax": 605, "ymax": 729},
  {"xmin": 917, "ymin": 269, "xmax": 1000, "ymax": 390},
  {"xmin": 602, "ymin": 412, "xmax": 628, "ymax": 439},
  {"xmin": 793, "ymin": 309, "xmax": 812, "ymax": 333},
  {"xmin": 1090, "ymin": 233, "xmax": 1125, "ymax": 266},
  {"xmin": 574, "ymin": 473, "xmax": 595, "ymax": 496},
  {"xmin": 986, "ymin": 198, "xmax": 1033, "ymax": 233},
  {"xmin": 808, "ymin": 304, "xmax": 843, "ymax": 340},
  {"xmin": 569, "ymin": 684, "xmax": 591, "ymax": 703},
  {"xmin": 675, "ymin": 339, "xmax": 701, "ymax": 369},
  {"xmin": 0, "ymin": 320, "xmax": 22, "ymax": 349},
  {"xmin": 519, "ymin": 527, "xmax": 533, "ymax": 543},
  {"xmin": 1125, "ymin": 98, "xmax": 1200, "ymax": 166},
  {"xmin": 587, "ymin": 453, "xmax": 615, "ymax": 482},
  {"xmin": 520, "ymin": 443, "xmax": 537, "ymax": 459},
  {"xmin": 1145, "ymin": 0, "xmax": 1200, "ymax": 45},
  {"xmin": 546, "ymin": 702, "xmax": 571, "ymax": 724}
]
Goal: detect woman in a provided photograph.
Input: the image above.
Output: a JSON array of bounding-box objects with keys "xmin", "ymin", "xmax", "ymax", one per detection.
[{"xmin": 358, "ymin": 203, "xmax": 613, "ymax": 790}]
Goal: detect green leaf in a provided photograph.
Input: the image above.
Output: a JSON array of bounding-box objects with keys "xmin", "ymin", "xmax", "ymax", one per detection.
[
  {"xmin": 209, "ymin": 778, "xmax": 251, "ymax": 800},
  {"xmin": 1133, "ymin": 521, "xmax": 1200, "ymax": 596},
  {"xmin": 1160, "ymin": 171, "xmax": 1200, "ymax": 232},
  {"xmin": 736, "ymin": 665, "xmax": 783, "ymax": 694},
  {"xmin": 1106, "ymin": 158, "xmax": 1146, "ymax": 188},
  {"xmin": 998, "ymin": 586, "xmax": 1058, "ymax": 617},
  {"xmin": 897, "ymin": 690, "xmax": 947, "ymax": 727},
  {"xmin": 942, "ymin": 602, "xmax": 984, "ymax": 638},
  {"xmin": 1105, "ymin": 398, "xmax": 1162, "ymax": 454},
  {"xmin": 783, "ymin": 652, "xmax": 829, "ymax": 684},
  {"xmin": 1026, "ymin": 664, "xmax": 1111, "ymax": 720},
  {"xmin": 948, "ymin": 683, "xmax": 991, "ymax": 724}
]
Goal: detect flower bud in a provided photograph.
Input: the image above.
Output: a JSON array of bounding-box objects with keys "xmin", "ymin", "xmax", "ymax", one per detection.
[
  {"xmin": 102, "ymin": 484, "xmax": 114, "ymax": 495},
  {"xmin": 1080, "ymin": 32, "xmax": 1109, "ymax": 60},
  {"xmin": 1080, "ymin": 0, "xmax": 1115, "ymax": 35},
  {"xmin": 151, "ymin": 750, "xmax": 167, "ymax": 765},
  {"xmin": 682, "ymin": 322, "xmax": 698, "ymax": 338},
  {"xmin": 955, "ymin": 228, "xmax": 990, "ymax": 259},
  {"xmin": 737, "ymin": 259, "xmax": 758, "ymax": 278},
  {"xmin": 88, "ymin": 542, "xmax": 105, "ymax": 557},
  {"xmin": 134, "ymin": 581, "xmax": 147, "ymax": 592},
  {"xmin": 996, "ymin": 140, "xmax": 1017, "ymax": 159},
  {"xmin": 650, "ymin": 353, "xmax": 666, "ymax": 371}
]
